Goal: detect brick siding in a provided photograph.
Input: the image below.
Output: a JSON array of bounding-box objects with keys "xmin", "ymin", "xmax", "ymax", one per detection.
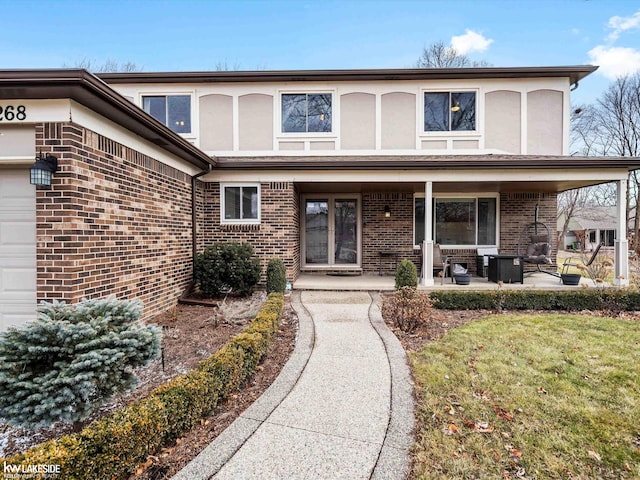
[
  {"xmin": 200, "ymin": 182, "xmax": 300, "ymax": 283},
  {"xmin": 35, "ymin": 123, "xmax": 194, "ymax": 319},
  {"xmin": 500, "ymin": 192, "xmax": 558, "ymax": 272}
]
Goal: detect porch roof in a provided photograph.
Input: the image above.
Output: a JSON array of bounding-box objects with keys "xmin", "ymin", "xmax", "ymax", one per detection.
[{"xmin": 214, "ymin": 154, "xmax": 640, "ymax": 171}]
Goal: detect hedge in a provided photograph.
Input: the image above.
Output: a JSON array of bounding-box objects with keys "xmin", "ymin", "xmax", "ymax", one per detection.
[
  {"xmin": 5, "ymin": 293, "xmax": 285, "ymax": 480},
  {"xmin": 429, "ymin": 289, "xmax": 640, "ymax": 312}
]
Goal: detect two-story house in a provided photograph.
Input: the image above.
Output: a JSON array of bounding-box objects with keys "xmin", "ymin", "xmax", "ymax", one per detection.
[{"xmin": 1, "ymin": 66, "xmax": 637, "ymax": 329}]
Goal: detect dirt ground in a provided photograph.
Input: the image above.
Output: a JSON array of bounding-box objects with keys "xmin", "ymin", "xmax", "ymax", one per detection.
[
  {"xmin": 386, "ymin": 308, "xmax": 489, "ymax": 352},
  {"xmin": 0, "ymin": 292, "xmax": 298, "ymax": 467}
]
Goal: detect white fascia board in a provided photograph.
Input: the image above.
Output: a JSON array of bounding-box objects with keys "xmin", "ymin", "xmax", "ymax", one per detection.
[
  {"xmin": 69, "ymin": 101, "xmax": 202, "ymax": 176},
  {"xmin": 0, "ymin": 99, "xmax": 71, "ymax": 123},
  {"xmin": 204, "ymin": 167, "xmax": 629, "ymax": 184}
]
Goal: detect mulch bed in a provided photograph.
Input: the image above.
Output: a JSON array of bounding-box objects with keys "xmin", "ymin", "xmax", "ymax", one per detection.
[
  {"xmin": 130, "ymin": 296, "xmax": 297, "ymax": 479},
  {"xmin": 0, "ymin": 292, "xmax": 298, "ymax": 477}
]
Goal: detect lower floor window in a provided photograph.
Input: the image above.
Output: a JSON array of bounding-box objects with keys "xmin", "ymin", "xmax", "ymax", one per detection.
[
  {"xmin": 414, "ymin": 196, "xmax": 497, "ymax": 246},
  {"xmin": 222, "ymin": 184, "xmax": 260, "ymax": 223}
]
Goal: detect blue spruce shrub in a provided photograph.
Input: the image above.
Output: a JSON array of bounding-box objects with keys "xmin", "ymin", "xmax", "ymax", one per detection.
[{"xmin": 0, "ymin": 296, "xmax": 161, "ymax": 428}]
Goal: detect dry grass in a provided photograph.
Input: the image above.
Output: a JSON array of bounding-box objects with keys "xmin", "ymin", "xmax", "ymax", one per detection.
[{"xmin": 411, "ymin": 313, "xmax": 640, "ymax": 479}]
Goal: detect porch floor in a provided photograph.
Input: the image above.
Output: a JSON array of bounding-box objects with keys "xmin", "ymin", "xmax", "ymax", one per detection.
[{"xmin": 293, "ymin": 272, "xmax": 603, "ymax": 291}]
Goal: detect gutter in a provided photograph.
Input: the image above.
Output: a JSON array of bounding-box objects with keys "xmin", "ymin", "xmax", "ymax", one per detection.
[
  {"xmin": 192, "ymin": 165, "xmax": 212, "ymax": 267},
  {"xmin": 181, "ymin": 165, "xmax": 212, "ymax": 300}
]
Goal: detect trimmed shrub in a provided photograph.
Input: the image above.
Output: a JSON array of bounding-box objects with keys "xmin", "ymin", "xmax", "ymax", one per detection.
[
  {"xmin": 395, "ymin": 259, "xmax": 418, "ymax": 289},
  {"xmin": 0, "ymin": 297, "xmax": 160, "ymax": 429},
  {"xmin": 382, "ymin": 286, "xmax": 433, "ymax": 333},
  {"xmin": 428, "ymin": 289, "xmax": 640, "ymax": 313},
  {"xmin": 5, "ymin": 293, "xmax": 285, "ymax": 480},
  {"xmin": 194, "ymin": 242, "xmax": 261, "ymax": 297},
  {"xmin": 266, "ymin": 258, "xmax": 287, "ymax": 293}
]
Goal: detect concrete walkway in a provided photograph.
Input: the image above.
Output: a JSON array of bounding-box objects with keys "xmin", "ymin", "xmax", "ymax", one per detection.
[{"xmin": 172, "ymin": 290, "xmax": 414, "ymax": 480}]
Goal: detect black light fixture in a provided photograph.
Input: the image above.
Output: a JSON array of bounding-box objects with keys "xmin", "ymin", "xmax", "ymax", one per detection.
[
  {"xmin": 384, "ymin": 205, "xmax": 391, "ymax": 218},
  {"xmin": 30, "ymin": 153, "xmax": 58, "ymax": 186}
]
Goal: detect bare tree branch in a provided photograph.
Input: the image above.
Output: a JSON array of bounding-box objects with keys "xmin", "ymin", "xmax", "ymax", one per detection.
[
  {"xmin": 416, "ymin": 41, "xmax": 491, "ymax": 68},
  {"xmin": 64, "ymin": 57, "xmax": 142, "ymax": 73}
]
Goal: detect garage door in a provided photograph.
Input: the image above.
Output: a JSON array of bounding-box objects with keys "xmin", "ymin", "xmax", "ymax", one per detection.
[{"xmin": 0, "ymin": 169, "xmax": 36, "ymax": 331}]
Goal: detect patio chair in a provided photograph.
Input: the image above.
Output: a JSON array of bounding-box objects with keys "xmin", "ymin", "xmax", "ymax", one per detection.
[
  {"xmin": 433, "ymin": 244, "xmax": 452, "ymax": 285},
  {"xmin": 517, "ymin": 221, "xmax": 560, "ymax": 277},
  {"xmin": 476, "ymin": 247, "xmax": 499, "ymax": 277},
  {"xmin": 561, "ymin": 242, "xmax": 604, "ymax": 280}
]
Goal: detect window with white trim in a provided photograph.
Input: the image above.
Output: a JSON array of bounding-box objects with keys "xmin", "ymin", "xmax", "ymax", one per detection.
[
  {"xmin": 281, "ymin": 93, "xmax": 332, "ymax": 133},
  {"xmin": 424, "ymin": 91, "xmax": 476, "ymax": 132},
  {"xmin": 221, "ymin": 184, "xmax": 260, "ymax": 224},
  {"xmin": 414, "ymin": 195, "xmax": 497, "ymax": 246},
  {"xmin": 142, "ymin": 95, "xmax": 191, "ymax": 134}
]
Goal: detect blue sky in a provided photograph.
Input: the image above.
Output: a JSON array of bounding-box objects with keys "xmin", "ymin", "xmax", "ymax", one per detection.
[{"xmin": 1, "ymin": 0, "xmax": 639, "ymax": 104}]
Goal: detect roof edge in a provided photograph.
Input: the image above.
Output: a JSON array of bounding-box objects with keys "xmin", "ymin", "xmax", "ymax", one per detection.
[
  {"xmin": 97, "ymin": 65, "xmax": 598, "ymax": 85},
  {"xmin": 0, "ymin": 69, "xmax": 215, "ymax": 171}
]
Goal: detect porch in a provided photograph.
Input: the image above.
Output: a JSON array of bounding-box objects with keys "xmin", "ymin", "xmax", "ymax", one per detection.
[{"xmin": 292, "ymin": 271, "xmax": 600, "ymax": 291}]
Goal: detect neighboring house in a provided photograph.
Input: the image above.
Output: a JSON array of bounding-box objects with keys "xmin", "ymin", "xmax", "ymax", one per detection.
[
  {"xmin": 558, "ymin": 206, "xmax": 635, "ymax": 251},
  {"xmin": 558, "ymin": 206, "xmax": 618, "ymax": 251},
  {"xmin": 1, "ymin": 66, "xmax": 639, "ymax": 329}
]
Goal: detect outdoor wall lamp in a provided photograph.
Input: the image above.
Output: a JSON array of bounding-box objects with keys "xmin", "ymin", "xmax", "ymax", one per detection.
[
  {"xmin": 30, "ymin": 153, "xmax": 58, "ymax": 186},
  {"xmin": 384, "ymin": 205, "xmax": 391, "ymax": 218}
]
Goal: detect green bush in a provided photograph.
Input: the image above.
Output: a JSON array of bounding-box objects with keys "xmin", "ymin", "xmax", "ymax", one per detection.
[
  {"xmin": 6, "ymin": 293, "xmax": 285, "ymax": 480},
  {"xmin": 266, "ymin": 258, "xmax": 287, "ymax": 293},
  {"xmin": 429, "ymin": 289, "xmax": 640, "ymax": 312},
  {"xmin": 395, "ymin": 259, "xmax": 418, "ymax": 289},
  {"xmin": 0, "ymin": 297, "xmax": 160, "ymax": 429},
  {"xmin": 194, "ymin": 242, "xmax": 261, "ymax": 297}
]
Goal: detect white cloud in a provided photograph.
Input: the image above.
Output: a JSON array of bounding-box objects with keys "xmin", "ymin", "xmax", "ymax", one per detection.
[
  {"xmin": 450, "ymin": 29, "xmax": 493, "ymax": 55},
  {"xmin": 606, "ymin": 9, "xmax": 640, "ymax": 41},
  {"xmin": 588, "ymin": 45, "xmax": 640, "ymax": 78}
]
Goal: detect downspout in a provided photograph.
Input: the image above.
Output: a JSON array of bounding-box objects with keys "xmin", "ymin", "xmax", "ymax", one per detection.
[
  {"xmin": 570, "ymin": 81, "xmax": 579, "ymax": 91},
  {"xmin": 192, "ymin": 166, "xmax": 212, "ymax": 266},
  {"xmin": 182, "ymin": 165, "xmax": 212, "ymax": 299}
]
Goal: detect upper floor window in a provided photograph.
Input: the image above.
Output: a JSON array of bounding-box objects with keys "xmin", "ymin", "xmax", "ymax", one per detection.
[
  {"xmin": 142, "ymin": 95, "xmax": 191, "ymax": 134},
  {"xmin": 424, "ymin": 91, "xmax": 476, "ymax": 132},
  {"xmin": 281, "ymin": 93, "xmax": 332, "ymax": 133}
]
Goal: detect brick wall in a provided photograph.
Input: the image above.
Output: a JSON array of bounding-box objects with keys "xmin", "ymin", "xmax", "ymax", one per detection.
[
  {"xmin": 362, "ymin": 192, "xmax": 419, "ymax": 274},
  {"xmin": 500, "ymin": 192, "xmax": 558, "ymax": 271},
  {"xmin": 35, "ymin": 123, "xmax": 194, "ymax": 319},
  {"xmin": 201, "ymin": 182, "xmax": 300, "ymax": 282},
  {"xmin": 362, "ymin": 190, "xmax": 558, "ymax": 276}
]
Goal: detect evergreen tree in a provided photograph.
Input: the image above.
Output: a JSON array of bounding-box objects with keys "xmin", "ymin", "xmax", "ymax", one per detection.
[{"xmin": 0, "ymin": 297, "xmax": 161, "ymax": 429}]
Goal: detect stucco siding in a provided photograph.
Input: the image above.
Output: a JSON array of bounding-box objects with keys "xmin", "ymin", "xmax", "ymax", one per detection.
[
  {"xmin": 485, "ymin": 90, "xmax": 521, "ymax": 154},
  {"xmin": 239, "ymin": 93, "xmax": 273, "ymax": 150},
  {"xmin": 340, "ymin": 92, "xmax": 376, "ymax": 149},
  {"xmin": 527, "ymin": 89, "xmax": 563, "ymax": 155},
  {"xmin": 381, "ymin": 92, "xmax": 416, "ymax": 149},
  {"xmin": 199, "ymin": 94, "xmax": 233, "ymax": 151}
]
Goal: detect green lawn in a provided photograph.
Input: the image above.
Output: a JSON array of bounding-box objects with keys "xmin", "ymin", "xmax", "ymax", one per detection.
[{"xmin": 411, "ymin": 314, "xmax": 640, "ymax": 479}]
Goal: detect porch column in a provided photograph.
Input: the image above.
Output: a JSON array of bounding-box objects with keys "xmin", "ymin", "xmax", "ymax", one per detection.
[
  {"xmin": 422, "ymin": 181, "xmax": 434, "ymax": 286},
  {"xmin": 615, "ymin": 179, "xmax": 629, "ymax": 286}
]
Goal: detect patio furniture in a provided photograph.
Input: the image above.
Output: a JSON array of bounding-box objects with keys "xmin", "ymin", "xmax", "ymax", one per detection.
[
  {"xmin": 476, "ymin": 247, "xmax": 499, "ymax": 277},
  {"xmin": 561, "ymin": 242, "xmax": 604, "ymax": 282},
  {"xmin": 517, "ymin": 221, "xmax": 560, "ymax": 278},
  {"xmin": 488, "ymin": 255, "xmax": 524, "ymax": 284},
  {"xmin": 433, "ymin": 244, "xmax": 452, "ymax": 285}
]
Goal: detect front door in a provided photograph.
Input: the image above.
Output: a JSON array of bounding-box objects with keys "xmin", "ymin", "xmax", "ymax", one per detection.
[{"xmin": 303, "ymin": 195, "xmax": 360, "ymax": 267}]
